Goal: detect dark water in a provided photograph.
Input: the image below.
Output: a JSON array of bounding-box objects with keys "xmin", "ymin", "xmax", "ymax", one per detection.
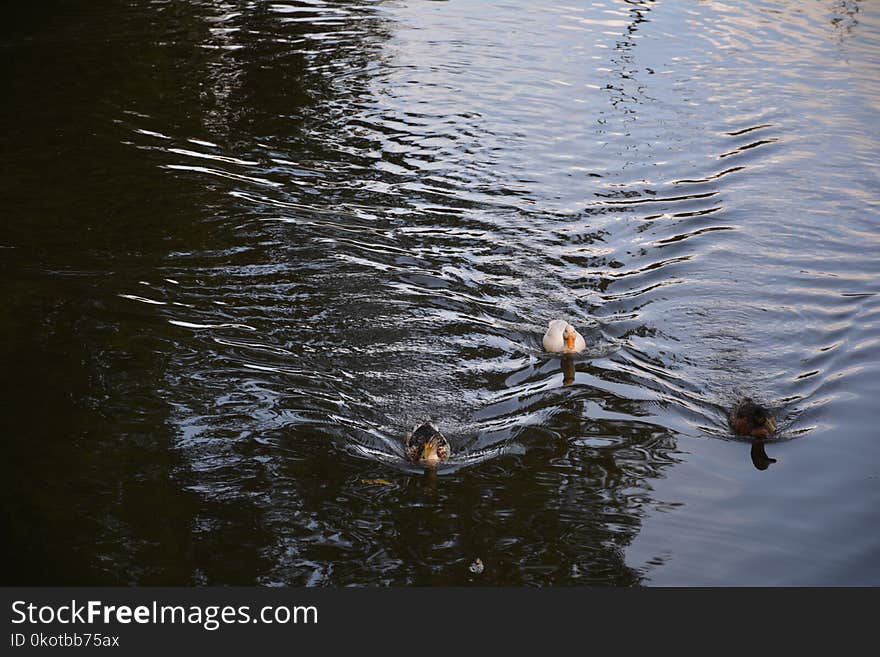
[{"xmin": 3, "ymin": 0, "xmax": 879, "ymax": 586}]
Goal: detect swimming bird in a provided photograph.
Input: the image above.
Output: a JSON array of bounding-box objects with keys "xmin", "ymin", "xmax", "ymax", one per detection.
[
  {"xmin": 542, "ymin": 320, "xmax": 586, "ymax": 354},
  {"xmin": 404, "ymin": 422, "xmax": 451, "ymax": 468},
  {"xmin": 729, "ymin": 398, "xmax": 776, "ymax": 439}
]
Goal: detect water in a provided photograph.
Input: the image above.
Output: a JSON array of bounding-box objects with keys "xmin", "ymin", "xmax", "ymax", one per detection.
[{"xmin": 2, "ymin": 0, "xmax": 879, "ymax": 586}]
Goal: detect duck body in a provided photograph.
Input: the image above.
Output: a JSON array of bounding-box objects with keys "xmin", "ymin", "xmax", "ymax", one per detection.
[
  {"xmin": 404, "ymin": 422, "xmax": 451, "ymax": 468},
  {"xmin": 542, "ymin": 319, "xmax": 586, "ymax": 354},
  {"xmin": 729, "ymin": 398, "xmax": 776, "ymax": 439}
]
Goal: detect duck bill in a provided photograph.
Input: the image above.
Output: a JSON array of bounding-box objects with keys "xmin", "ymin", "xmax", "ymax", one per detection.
[
  {"xmin": 565, "ymin": 333, "xmax": 575, "ymax": 350},
  {"xmin": 420, "ymin": 441, "xmax": 439, "ymax": 463}
]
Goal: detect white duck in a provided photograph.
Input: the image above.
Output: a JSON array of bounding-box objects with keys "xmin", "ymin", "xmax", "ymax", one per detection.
[{"xmin": 542, "ymin": 319, "xmax": 586, "ymax": 354}]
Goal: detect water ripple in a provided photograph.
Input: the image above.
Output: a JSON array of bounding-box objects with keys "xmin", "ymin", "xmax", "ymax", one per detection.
[{"xmin": 99, "ymin": 0, "xmax": 880, "ymax": 584}]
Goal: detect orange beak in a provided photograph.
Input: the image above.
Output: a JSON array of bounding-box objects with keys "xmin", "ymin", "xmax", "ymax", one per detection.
[
  {"xmin": 420, "ymin": 441, "xmax": 438, "ymax": 462},
  {"xmin": 565, "ymin": 333, "xmax": 575, "ymax": 350}
]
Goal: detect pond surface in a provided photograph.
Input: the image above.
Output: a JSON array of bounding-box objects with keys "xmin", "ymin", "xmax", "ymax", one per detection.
[{"xmin": 2, "ymin": 0, "xmax": 879, "ymax": 586}]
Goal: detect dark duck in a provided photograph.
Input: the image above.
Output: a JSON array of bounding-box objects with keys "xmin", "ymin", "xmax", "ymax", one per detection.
[
  {"xmin": 729, "ymin": 398, "xmax": 776, "ymax": 439},
  {"xmin": 404, "ymin": 422, "xmax": 451, "ymax": 468}
]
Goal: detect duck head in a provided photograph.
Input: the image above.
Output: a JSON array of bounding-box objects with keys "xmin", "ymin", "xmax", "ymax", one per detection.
[
  {"xmin": 405, "ymin": 422, "xmax": 451, "ymax": 468},
  {"xmin": 563, "ymin": 324, "xmax": 577, "ymax": 351},
  {"xmin": 730, "ymin": 399, "xmax": 777, "ymax": 439}
]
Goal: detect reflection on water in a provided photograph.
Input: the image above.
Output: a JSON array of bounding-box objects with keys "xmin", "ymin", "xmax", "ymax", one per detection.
[
  {"xmin": 750, "ymin": 441, "xmax": 777, "ymax": 471},
  {"xmin": 2, "ymin": 0, "xmax": 879, "ymax": 585}
]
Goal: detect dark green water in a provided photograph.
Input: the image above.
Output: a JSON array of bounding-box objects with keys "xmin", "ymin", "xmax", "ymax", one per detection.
[{"xmin": 2, "ymin": 0, "xmax": 879, "ymax": 586}]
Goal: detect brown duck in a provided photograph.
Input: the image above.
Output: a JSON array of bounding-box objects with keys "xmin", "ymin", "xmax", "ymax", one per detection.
[
  {"xmin": 729, "ymin": 398, "xmax": 776, "ymax": 439},
  {"xmin": 404, "ymin": 422, "xmax": 451, "ymax": 468}
]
